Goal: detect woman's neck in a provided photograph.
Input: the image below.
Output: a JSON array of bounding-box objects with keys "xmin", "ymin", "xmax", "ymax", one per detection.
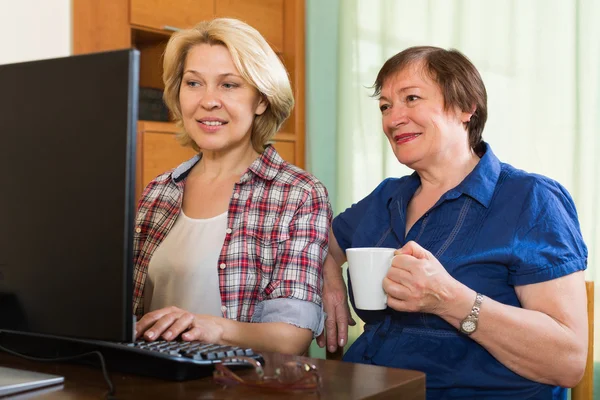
[
  {"xmin": 191, "ymin": 143, "xmax": 261, "ymax": 180},
  {"xmin": 416, "ymin": 146, "xmax": 481, "ymax": 195}
]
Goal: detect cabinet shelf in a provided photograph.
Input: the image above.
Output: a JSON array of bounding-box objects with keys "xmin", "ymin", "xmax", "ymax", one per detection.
[{"xmin": 131, "ymin": 26, "xmax": 172, "ymax": 46}]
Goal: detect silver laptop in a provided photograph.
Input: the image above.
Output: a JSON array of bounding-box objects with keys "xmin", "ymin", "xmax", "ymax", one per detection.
[{"xmin": 0, "ymin": 366, "xmax": 64, "ymax": 397}]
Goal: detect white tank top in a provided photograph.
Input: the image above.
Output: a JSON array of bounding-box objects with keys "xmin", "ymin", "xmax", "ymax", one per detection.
[{"xmin": 143, "ymin": 211, "xmax": 226, "ymax": 317}]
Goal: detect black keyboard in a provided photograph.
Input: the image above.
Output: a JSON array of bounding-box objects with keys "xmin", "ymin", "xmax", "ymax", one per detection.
[
  {"xmin": 0, "ymin": 332, "xmax": 263, "ymax": 381},
  {"xmin": 123, "ymin": 339, "xmax": 257, "ymax": 360},
  {"xmin": 85, "ymin": 339, "xmax": 264, "ymax": 381}
]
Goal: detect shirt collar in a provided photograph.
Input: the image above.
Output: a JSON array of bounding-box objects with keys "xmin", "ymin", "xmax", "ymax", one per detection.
[
  {"xmin": 172, "ymin": 154, "xmax": 200, "ymax": 182},
  {"xmin": 170, "ymin": 144, "xmax": 284, "ymax": 184},
  {"xmin": 452, "ymin": 142, "xmax": 501, "ymax": 208},
  {"xmin": 243, "ymin": 145, "xmax": 285, "ymax": 182},
  {"xmin": 388, "ymin": 142, "xmax": 501, "ymax": 209}
]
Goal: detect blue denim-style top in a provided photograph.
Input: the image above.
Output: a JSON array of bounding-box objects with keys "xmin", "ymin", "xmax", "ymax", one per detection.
[{"xmin": 332, "ymin": 143, "xmax": 587, "ymax": 400}]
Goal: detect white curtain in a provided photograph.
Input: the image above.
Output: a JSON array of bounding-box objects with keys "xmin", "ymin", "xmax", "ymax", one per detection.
[{"xmin": 336, "ymin": 0, "xmax": 600, "ymax": 357}]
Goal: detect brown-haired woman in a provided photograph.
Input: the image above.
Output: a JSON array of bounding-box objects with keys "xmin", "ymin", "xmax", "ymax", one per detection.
[{"xmin": 320, "ymin": 46, "xmax": 587, "ymax": 399}]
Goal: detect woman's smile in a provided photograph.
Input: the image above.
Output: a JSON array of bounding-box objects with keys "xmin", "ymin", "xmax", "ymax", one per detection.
[
  {"xmin": 196, "ymin": 117, "xmax": 228, "ymax": 133},
  {"xmin": 393, "ymin": 132, "xmax": 422, "ymax": 144}
]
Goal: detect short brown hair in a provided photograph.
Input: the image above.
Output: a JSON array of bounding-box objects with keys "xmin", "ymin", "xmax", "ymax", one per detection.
[
  {"xmin": 162, "ymin": 18, "xmax": 294, "ymax": 153},
  {"xmin": 373, "ymin": 46, "xmax": 487, "ymax": 153}
]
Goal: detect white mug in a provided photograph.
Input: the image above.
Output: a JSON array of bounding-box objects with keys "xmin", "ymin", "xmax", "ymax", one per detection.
[{"xmin": 346, "ymin": 247, "xmax": 396, "ymax": 310}]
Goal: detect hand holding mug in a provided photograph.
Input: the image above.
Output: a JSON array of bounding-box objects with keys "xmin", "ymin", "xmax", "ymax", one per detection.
[{"xmin": 383, "ymin": 241, "xmax": 461, "ymax": 316}]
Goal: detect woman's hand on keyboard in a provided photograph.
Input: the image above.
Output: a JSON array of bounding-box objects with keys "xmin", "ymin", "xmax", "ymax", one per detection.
[{"xmin": 135, "ymin": 306, "xmax": 225, "ymax": 344}]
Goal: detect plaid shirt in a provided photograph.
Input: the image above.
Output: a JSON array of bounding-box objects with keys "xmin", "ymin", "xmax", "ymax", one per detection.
[{"xmin": 132, "ymin": 146, "xmax": 332, "ymax": 327}]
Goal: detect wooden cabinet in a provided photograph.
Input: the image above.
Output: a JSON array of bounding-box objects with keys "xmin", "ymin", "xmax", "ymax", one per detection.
[
  {"xmin": 73, "ymin": 0, "xmax": 306, "ymax": 198},
  {"xmin": 130, "ymin": 0, "xmax": 214, "ymax": 32},
  {"xmin": 136, "ymin": 121, "xmax": 197, "ymax": 200},
  {"xmin": 214, "ymin": 0, "xmax": 285, "ymax": 51},
  {"xmin": 271, "ymin": 134, "xmax": 297, "ymax": 166}
]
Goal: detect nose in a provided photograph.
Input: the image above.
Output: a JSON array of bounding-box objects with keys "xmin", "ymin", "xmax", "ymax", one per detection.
[
  {"xmin": 385, "ymin": 104, "xmax": 409, "ymax": 130},
  {"xmin": 200, "ymin": 87, "xmax": 221, "ymax": 110}
]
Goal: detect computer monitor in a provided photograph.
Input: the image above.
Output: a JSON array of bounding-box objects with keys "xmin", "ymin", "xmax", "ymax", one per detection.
[{"xmin": 0, "ymin": 49, "xmax": 139, "ymax": 342}]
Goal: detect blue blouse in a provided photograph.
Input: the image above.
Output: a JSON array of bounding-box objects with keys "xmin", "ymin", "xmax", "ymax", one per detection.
[{"xmin": 332, "ymin": 144, "xmax": 587, "ymax": 400}]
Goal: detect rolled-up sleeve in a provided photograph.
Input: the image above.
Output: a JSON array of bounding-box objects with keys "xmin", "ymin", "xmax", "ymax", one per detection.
[
  {"xmin": 251, "ymin": 298, "xmax": 325, "ymax": 336},
  {"xmin": 258, "ymin": 182, "xmax": 331, "ymax": 336}
]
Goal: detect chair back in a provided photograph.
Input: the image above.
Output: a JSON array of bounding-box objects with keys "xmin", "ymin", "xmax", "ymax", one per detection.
[{"xmin": 571, "ymin": 280, "xmax": 594, "ymax": 400}]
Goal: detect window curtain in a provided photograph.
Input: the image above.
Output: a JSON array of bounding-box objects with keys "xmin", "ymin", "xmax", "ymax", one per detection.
[{"xmin": 328, "ymin": 0, "xmax": 600, "ymax": 357}]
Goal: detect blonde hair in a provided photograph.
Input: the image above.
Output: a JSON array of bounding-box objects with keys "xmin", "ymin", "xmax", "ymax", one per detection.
[{"xmin": 162, "ymin": 18, "xmax": 294, "ymax": 153}]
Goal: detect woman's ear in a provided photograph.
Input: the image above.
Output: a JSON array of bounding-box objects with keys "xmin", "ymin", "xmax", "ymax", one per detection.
[
  {"xmin": 255, "ymin": 94, "xmax": 268, "ymax": 116},
  {"xmin": 461, "ymin": 105, "xmax": 476, "ymax": 123}
]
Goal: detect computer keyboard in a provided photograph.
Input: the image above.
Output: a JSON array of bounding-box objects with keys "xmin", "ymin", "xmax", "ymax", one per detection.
[
  {"xmin": 86, "ymin": 339, "xmax": 264, "ymax": 381},
  {"xmin": 122, "ymin": 339, "xmax": 258, "ymax": 360},
  {"xmin": 0, "ymin": 332, "xmax": 263, "ymax": 382}
]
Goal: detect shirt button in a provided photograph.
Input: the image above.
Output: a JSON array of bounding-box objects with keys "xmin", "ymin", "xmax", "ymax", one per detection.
[
  {"xmin": 221, "ymin": 306, "xmax": 227, "ymax": 312},
  {"xmin": 135, "ymin": 227, "xmax": 141, "ymax": 233},
  {"xmin": 225, "ymin": 228, "xmax": 232, "ymax": 234},
  {"xmin": 233, "ymin": 193, "xmax": 240, "ymax": 199},
  {"xmin": 219, "ymin": 263, "xmax": 226, "ymax": 269}
]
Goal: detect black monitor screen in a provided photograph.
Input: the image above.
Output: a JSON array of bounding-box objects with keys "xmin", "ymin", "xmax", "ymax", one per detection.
[{"xmin": 0, "ymin": 49, "xmax": 139, "ymax": 342}]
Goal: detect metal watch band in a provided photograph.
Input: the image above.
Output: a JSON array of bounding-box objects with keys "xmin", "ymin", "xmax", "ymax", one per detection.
[
  {"xmin": 459, "ymin": 293, "xmax": 484, "ymax": 335},
  {"xmin": 469, "ymin": 293, "xmax": 484, "ymax": 319}
]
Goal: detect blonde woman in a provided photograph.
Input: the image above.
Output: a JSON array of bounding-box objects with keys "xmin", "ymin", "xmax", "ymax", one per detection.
[{"xmin": 132, "ymin": 18, "xmax": 331, "ymax": 355}]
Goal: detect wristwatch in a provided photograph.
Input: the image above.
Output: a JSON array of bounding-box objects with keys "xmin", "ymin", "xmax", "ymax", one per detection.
[{"xmin": 459, "ymin": 293, "xmax": 484, "ymax": 335}]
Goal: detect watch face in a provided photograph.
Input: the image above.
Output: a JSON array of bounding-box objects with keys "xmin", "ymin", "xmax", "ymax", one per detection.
[{"xmin": 461, "ymin": 319, "xmax": 477, "ymax": 333}]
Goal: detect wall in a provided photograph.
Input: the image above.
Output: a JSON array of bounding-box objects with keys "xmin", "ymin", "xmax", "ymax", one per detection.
[
  {"xmin": 306, "ymin": 0, "xmax": 339, "ymax": 359},
  {"xmin": 0, "ymin": 0, "xmax": 71, "ymax": 65},
  {"xmin": 306, "ymin": 0, "xmax": 339, "ymax": 210}
]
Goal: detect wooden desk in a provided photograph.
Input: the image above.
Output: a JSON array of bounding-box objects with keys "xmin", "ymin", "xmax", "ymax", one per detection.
[{"xmin": 0, "ymin": 351, "xmax": 425, "ymax": 399}]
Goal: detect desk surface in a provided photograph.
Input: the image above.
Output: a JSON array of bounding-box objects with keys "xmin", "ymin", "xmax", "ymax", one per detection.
[{"xmin": 0, "ymin": 351, "xmax": 425, "ymax": 399}]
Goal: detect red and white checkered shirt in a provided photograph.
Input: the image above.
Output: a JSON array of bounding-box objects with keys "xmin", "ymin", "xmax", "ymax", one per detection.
[{"xmin": 132, "ymin": 146, "xmax": 332, "ymax": 332}]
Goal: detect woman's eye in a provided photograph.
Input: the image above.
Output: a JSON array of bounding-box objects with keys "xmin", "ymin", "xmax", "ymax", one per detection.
[
  {"xmin": 185, "ymin": 80, "xmax": 200, "ymax": 88},
  {"xmin": 406, "ymin": 95, "xmax": 419, "ymax": 102},
  {"xmin": 222, "ymin": 82, "xmax": 238, "ymax": 89},
  {"xmin": 379, "ymin": 104, "xmax": 390, "ymax": 112}
]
